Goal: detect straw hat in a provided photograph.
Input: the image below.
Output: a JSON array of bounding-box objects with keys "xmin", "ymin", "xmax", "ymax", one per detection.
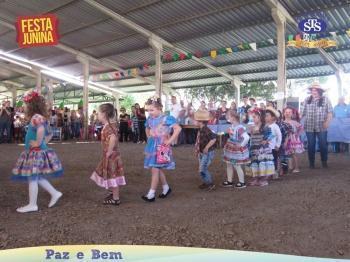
[
  {"xmin": 266, "ymin": 106, "xmax": 280, "ymax": 118},
  {"xmin": 308, "ymin": 82, "xmax": 327, "ymax": 92},
  {"xmin": 194, "ymin": 110, "xmax": 210, "ymax": 121}
]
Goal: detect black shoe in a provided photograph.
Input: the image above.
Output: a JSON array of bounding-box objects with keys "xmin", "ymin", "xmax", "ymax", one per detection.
[
  {"xmin": 159, "ymin": 188, "xmax": 172, "ymax": 198},
  {"xmin": 322, "ymin": 162, "xmax": 328, "ymax": 168},
  {"xmin": 141, "ymin": 195, "xmax": 155, "ymax": 202}
]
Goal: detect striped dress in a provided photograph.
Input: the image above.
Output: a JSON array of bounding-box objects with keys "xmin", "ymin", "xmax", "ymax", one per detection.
[
  {"xmin": 249, "ymin": 125, "xmax": 275, "ymax": 178},
  {"xmin": 223, "ymin": 124, "xmax": 250, "ymax": 165}
]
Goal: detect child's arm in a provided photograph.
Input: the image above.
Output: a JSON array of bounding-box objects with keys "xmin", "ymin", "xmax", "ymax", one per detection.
[
  {"xmin": 164, "ymin": 124, "xmax": 181, "ymax": 146},
  {"xmin": 45, "ymin": 133, "xmax": 53, "ymax": 144},
  {"xmin": 275, "ymin": 125, "xmax": 282, "ymax": 150},
  {"xmin": 106, "ymin": 134, "xmax": 117, "ymax": 158},
  {"xmin": 240, "ymin": 132, "xmax": 250, "ymax": 147},
  {"xmin": 203, "ymin": 138, "xmax": 216, "ymax": 154},
  {"xmin": 146, "ymin": 127, "xmax": 151, "ymax": 138},
  {"xmin": 30, "ymin": 126, "xmax": 45, "ymax": 148}
]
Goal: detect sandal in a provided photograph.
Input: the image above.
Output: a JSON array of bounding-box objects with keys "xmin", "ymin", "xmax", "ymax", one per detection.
[
  {"xmin": 235, "ymin": 182, "xmax": 246, "ymax": 189},
  {"xmin": 104, "ymin": 193, "xmax": 113, "ymax": 202},
  {"xmin": 103, "ymin": 198, "xmax": 121, "ymax": 205},
  {"xmin": 222, "ymin": 181, "xmax": 233, "ymax": 187}
]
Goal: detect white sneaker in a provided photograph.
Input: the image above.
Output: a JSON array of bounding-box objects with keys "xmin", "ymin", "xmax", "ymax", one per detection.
[
  {"xmin": 48, "ymin": 192, "xmax": 63, "ymax": 208},
  {"xmin": 16, "ymin": 205, "xmax": 38, "ymax": 213}
]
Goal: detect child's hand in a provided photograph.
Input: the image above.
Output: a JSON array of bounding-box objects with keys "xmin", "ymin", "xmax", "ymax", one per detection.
[
  {"xmin": 163, "ymin": 139, "xmax": 171, "ymax": 146},
  {"xmin": 261, "ymin": 140, "xmax": 268, "ymax": 145},
  {"xmin": 30, "ymin": 140, "xmax": 39, "ymax": 148},
  {"xmin": 106, "ymin": 150, "xmax": 113, "ymax": 158}
]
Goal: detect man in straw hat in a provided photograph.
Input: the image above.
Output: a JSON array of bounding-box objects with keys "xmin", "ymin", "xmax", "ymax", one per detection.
[
  {"xmin": 194, "ymin": 110, "xmax": 217, "ymax": 191},
  {"xmin": 301, "ymin": 83, "xmax": 333, "ymax": 169}
]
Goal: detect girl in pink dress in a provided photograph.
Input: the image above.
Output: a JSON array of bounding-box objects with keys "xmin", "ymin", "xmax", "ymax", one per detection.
[{"xmin": 283, "ymin": 107, "xmax": 304, "ymax": 173}]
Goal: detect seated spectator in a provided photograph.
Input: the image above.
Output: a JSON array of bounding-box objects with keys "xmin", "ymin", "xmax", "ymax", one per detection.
[{"xmin": 217, "ymin": 100, "xmax": 229, "ymax": 124}]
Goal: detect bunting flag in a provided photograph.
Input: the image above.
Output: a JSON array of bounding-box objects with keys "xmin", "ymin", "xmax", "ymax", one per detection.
[
  {"xmin": 249, "ymin": 42, "xmax": 257, "ymax": 51},
  {"xmin": 88, "ymin": 29, "xmax": 345, "ymax": 82},
  {"xmin": 210, "ymin": 50, "xmax": 217, "ymax": 59},
  {"xmin": 347, "ymin": 29, "xmax": 350, "ymax": 37}
]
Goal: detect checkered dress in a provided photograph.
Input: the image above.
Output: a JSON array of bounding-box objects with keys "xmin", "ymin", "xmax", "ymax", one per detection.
[{"xmin": 301, "ymin": 96, "xmax": 333, "ymax": 132}]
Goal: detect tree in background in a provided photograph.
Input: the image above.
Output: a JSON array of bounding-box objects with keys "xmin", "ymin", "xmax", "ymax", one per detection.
[
  {"xmin": 184, "ymin": 81, "xmax": 277, "ymax": 103},
  {"xmin": 120, "ymin": 95, "xmax": 135, "ymax": 112}
]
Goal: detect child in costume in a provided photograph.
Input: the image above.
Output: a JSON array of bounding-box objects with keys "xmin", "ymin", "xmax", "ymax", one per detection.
[
  {"xmin": 142, "ymin": 96, "xmax": 181, "ymax": 202},
  {"xmin": 223, "ymin": 110, "xmax": 250, "ymax": 188},
  {"xmin": 194, "ymin": 110, "xmax": 217, "ymax": 191},
  {"xmin": 12, "ymin": 91, "xmax": 63, "ymax": 213},
  {"xmin": 91, "ymin": 103, "xmax": 126, "ymax": 205}
]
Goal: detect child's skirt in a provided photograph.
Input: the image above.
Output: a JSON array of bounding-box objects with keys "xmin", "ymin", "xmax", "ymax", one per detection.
[
  {"xmin": 12, "ymin": 148, "xmax": 63, "ymax": 181},
  {"xmin": 144, "ymin": 137, "xmax": 175, "ymax": 169},
  {"xmin": 223, "ymin": 141, "xmax": 250, "ymax": 165}
]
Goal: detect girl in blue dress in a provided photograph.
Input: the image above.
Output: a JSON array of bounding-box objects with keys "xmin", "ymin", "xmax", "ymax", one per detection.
[
  {"xmin": 12, "ymin": 91, "xmax": 63, "ymax": 213},
  {"xmin": 142, "ymin": 96, "xmax": 181, "ymax": 202}
]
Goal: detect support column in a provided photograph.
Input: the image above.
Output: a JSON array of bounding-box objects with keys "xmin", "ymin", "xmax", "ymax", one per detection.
[
  {"xmin": 231, "ymin": 80, "xmax": 241, "ymax": 106},
  {"xmin": 335, "ymin": 71, "xmax": 343, "ymax": 98},
  {"xmin": 271, "ymin": 8, "xmax": 287, "ymax": 111},
  {"xmin": 113, "ymin": 92, "xmax": 120, "ymax": 120},
  {"xmin": 11, "ymin": 88, "xmax": 17, "ymax": 108},
  {"xmin": 34, "ymin": 67, "xmax": 42, "ymax": 94},
  {"xmin": 46, "ymin": 78, "xmax": 54, "ymax": 110},
  {"xmin": 149, "ymin": 38, "xmax": 163, "ymax": 97},
  {"xmin": 78, "ymin": 56, "xmax": 89, "ymax": 140}
]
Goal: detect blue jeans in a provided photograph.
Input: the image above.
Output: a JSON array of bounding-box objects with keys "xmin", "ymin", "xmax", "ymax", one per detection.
[
  {"xmin": 199, "ymin": 151, "xmax": 215, "ymax": 184},
  {"xmin": 0, "ymin": 120, "xmax": 11, "ymax": 143},
  {"xmin": 306, "ymin": 131, "xmax": 328, "ymax": 165}
]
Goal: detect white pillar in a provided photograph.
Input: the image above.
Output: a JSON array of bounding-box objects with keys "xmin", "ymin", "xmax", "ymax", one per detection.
[
  {"xmin": 78, "ymin": 56, "xmax": 89, "ymax": 140},
  {"xmin": 149, "ymin": 38, "xmax": 163, "ymax": 97},
  {"xmin": 46, "ymin": 79, "xmax": 54, "ymax": 110},
  {"xmin": 335, "ymin": 71, "xmax": 343, "ymax": 98},
  {"xmin": 113, "ymin": 92, "xmax": 120, "ymax": 120},
  {"xmin": 232, "ymin": 80, "xmax": 241, "ymax": 107},
  {"xmin": 272, "ymin": 8, "xmax": 287, "ymax": 111},
  {"xmin": 34, "ymin": 67, "xmax": 42, "ymax": 94}
]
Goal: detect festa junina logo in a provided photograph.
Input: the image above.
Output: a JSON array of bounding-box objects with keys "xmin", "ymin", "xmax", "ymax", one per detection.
[{"xmin": 16, "ymin": 14, "xmax": 59, "ymax": 48}]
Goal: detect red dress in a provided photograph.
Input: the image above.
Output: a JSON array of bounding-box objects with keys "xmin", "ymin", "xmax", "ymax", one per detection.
[{"xmin": 90, "ymin": 123, "xmax": 126, "ymax": 189}]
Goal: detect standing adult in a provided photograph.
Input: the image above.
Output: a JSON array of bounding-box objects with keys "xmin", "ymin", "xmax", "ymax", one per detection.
[
  {"xmin": 230, "ymin": 101, "xmax": 238, "ymax": 114},
  {"xmin": 119, "ymin": 107, "xmax": 129, "ymax": 142},
  {"xmin": 216, "ymin": 100, "xmax": 229, "ymax": 124},
  {"xmin": 301, "ymin": 83, "xmax": 333, "ymax": 168},
  {"xmin": 199, "ymin": 101, "xmax": 207, "ymax": 111},
  {"xmin": 333, "ymin": 97, "xmax": 349, "ymax": 153},
  {"xmin": 0, "ymin": 101, "xmax": 12, "ymax": 143},
  {"xmin": 135, "ymin": 103, "xmax": 147, "ymax": 143},
  {"xmin": 169, "ymin": 96, "xmax": 182, "ymax": 146}
]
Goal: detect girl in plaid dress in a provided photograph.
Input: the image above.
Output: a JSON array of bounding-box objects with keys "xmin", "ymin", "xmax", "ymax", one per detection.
[
  {"xmin": 12, "ymin": 91, "xmax": 63, "ymax": 213},
  {"xmin": 222, "ymin": 110, "xmax": 250, "ymax": 188},
  {"xmin": 90, "ymin": 103, "xmax": 126, "ymax": 206}
]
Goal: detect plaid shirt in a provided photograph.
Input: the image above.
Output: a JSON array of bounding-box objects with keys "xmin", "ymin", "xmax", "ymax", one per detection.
[
  {"xmin": 301, "ymin": 96, "xmax": 333, "ymax": 132},
  {"xmin": 195, "ymin": 126, "xmax": 217, "ymax": 154}
]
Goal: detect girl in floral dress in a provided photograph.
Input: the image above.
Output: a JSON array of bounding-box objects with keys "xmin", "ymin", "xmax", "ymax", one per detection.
[
  {"xmin": 283, "ymin": 107, "xmax": 304, "ymax": 173},
  {"xmin": 12, "ymin": 91, "xmax": 63, "ymax": 213},
  {"xmin": 91, "ymin": 103, "xmax": 126, "ymax": 205},
  {"xmin": 222, "ymin": 110, "xmax": 250, "ymax": 188},
  {"xmin": 248, "ymin": 109, "xmax": 275, "ymax": 186},
  {"xmin": 142, "ymin": 96, "xmax": 181, "ymax": 202}
]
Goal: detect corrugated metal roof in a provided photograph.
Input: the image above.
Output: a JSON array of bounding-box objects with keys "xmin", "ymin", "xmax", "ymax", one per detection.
[{"xmin": 0, "ymin": 0, "xmax": 349, "ymax": 95}]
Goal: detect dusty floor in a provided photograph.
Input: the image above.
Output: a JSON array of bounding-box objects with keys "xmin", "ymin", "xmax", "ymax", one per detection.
[{"xmin": 0, "ymin": 142, "xmax": 349, "ymax": 258}]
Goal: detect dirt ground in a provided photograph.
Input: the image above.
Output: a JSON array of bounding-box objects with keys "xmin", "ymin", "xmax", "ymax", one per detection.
[{"xmin": 0, "ymin": 142, "xmax": 349, "ymax": 258}]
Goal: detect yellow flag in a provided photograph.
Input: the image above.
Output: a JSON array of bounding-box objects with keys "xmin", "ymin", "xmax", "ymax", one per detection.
[
  {"xmin": 346, "ymin": 29, "xmax": 350, "ymax": 37},
  {"xmin": 210, "ymin": 50, "xmax": 217, "ymax": 59},
  {"xmin": 287, "ymin": 40, "xmax": 296, "ymax": 47},
  {"xmin": 325, "ymin": 40, "xmax": 337, "ymax": 48},
  {"xmin": 226, "ymin": 47, "xmax": 232, "ymax": 53}
]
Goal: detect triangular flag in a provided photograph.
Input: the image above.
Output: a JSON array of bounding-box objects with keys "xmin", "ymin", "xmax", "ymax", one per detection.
[
  {"xmin": 288, "ymin": 35, "xmax": 294, "ymax": 41},
  {"xmin": 238, "ymin": 44, "xmax": 244, "ymax": 50},
  {"xmin": 233, "ymin": 46, "xmax": 239, "ymax": 52},
  {"xmin": 295, "ymin": 34, "xmax": 301, "ymax": 41},
  {"xmin": 226, "ymin": 47, "xmax": 232, "ymax": 53},
  {"xmin": 127, "ymin": 69, "xmax": 131, "ymax": 76},
  {"xmin": 173, "ymin": 53, "xmax": 179, "ymax": 61},
  {"xmin": 329, "ymin": 32, "xmax": 337, "ymax": 38},
  {"xmin": 249, "ymin": 42, "xmax": 257, "ymax": 51},
  {"xmin": 218, "ymin": 48, "xmax": 226, "ymax": 55},
  {"xmin": 131, "ymin": 68, "xmax": 137, "ymax": 76},
  {"xmin": 114, "ymin": 71, "xmax": 121, "ymax": 79},
  {"xmin": 347, "ymin": 29, "xmax": 350, "ymax": 37},
  {"xmin": 243, "ymin": 43, "xmax": 250, "ymax": 50},
  {"xmin": 194, "ymin": 51, "xmax": 202, "ymax": 58},
  {"xmin": 179, "ymin": 53, "xmax": 186, "ymax": 60},
  {"xmin": 164, "ymin": 53, "xmax": 172, "ymax": 61},
  {"xmin": 267, "ymin": 38, "xmax": 274, "ymax": 44},
  {"xmin": 187, "ymin": 53, "xmax": 193, "ymax": 59},
  {"xmin": 120, "ymin": 71, "xmax": 125, "ymax": 77},
  {"xmin": 210, "ymin": 50, "xmax": 217, "ymax": 59},
  {"xmin": 139, "ymin": 65, "xmax": 143, "ymax": 71},
  {"xmin": 144, "ymin": 64, "xmax": 149, "ymax": 70}
]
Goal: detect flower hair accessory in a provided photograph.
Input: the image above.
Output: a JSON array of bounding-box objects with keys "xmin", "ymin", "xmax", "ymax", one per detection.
[
  {"xmin": 23, "ymin": 90, "xmax": 40, "ymax": 103},
  {"xmin": 146, "ymin": 95, "xmax": 162, "ymax": 105},
  {"xmin": 251, "ymin": 108, "xmax": 262, "ymax": 116}
]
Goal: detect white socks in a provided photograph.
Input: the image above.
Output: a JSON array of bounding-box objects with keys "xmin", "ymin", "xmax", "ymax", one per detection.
[
  {"xmin": 162, "ymin": 184, "xmax": 170, "ymax": 195},
  {"xmin": 146, "ymin": 189, "xmax": 156, "ymax": 199},
  {"xmin": 16, "ymin": 180, "xmax": 39, "ymax": 213},
  {"xmin": 234, "ymin": 165, "xmax": 245, "ymax": 184},
  {"xmin": 226, "ymin": 164, "xmax": 234, "ymax": 183},
  {"xmin": 17, "ymin": 179, "xmax": 62, "ymax": 213},
  {"xmin": 38, "ymin": 179, "xmax": 63, "ymax": 207}
]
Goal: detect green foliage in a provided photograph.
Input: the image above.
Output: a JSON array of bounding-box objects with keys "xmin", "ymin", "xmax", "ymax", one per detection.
[
  {"xmin": 184, "ymin": 81, "xmax": 277, "ymax": 102},
  {"xmin": 120, "ymin": 95, "xmax": 135, "ymax": 112}
]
